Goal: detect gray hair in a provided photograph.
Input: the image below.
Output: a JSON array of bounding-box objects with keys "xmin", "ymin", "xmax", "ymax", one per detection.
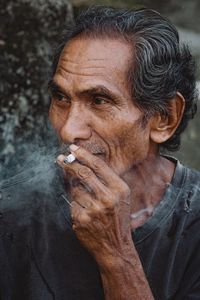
[{"xmin": 51, "ymin": 6, "xmax": 198, "ymax": 151}]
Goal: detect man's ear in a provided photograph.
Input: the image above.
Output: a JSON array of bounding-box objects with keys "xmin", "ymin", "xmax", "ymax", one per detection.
[{"xmin": 150, "ymin": 92, "xmax": 185, "ymax": 144}]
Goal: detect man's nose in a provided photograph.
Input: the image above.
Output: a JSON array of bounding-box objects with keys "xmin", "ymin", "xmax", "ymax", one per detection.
[{"xmin": 59, "ymin": 106, "xmax": 92, "ymax": 143}]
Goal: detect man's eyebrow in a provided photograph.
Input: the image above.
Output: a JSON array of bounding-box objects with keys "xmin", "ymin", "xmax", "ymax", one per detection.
[
  {"xmin": 48, "ymin": 80, "xmax": 120, "ymax": 103},
  {"xmin": 79, "ymin": 86, "xmax": 118, "ymax": 100}
]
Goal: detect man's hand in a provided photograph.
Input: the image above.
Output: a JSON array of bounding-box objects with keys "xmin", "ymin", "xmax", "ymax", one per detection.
[
  {"xmin": 57, "ymin": 144, "xmax": 154, "ymax": 299},
  {"xmin": 58, "ymin": 144, "xmax": 132, "ymax": 264}
]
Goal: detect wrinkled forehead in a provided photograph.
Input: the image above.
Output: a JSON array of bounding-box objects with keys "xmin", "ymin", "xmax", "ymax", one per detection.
[{"xmin": 57, "ymin": 37, "xmax": 132, "ymax": 75}]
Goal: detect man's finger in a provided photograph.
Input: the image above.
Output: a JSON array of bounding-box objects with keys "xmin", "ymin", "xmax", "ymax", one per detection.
[
  {"xmin": 57, "ymin": 154, "xmax": 112, "ymax": 199},
  {"xmin": 69, "ymin": 144, "xmax": 125, "ymax": 189},
  {"xmin": 71, "ymin": 186, "xmax": 94, "ymax": 209}
]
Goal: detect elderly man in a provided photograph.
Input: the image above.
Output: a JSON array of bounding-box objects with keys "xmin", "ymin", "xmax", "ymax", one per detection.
[{"xmin": 0, "ymin": 5, "xmax": 200, "ymax": 300}]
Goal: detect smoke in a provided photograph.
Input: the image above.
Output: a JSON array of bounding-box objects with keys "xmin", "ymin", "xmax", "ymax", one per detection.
[
  {"xmin": 0, "ymin": 124, "xmax": 75, "ymax": 232},
  {"xmin": 0, "ymin": 122, "xmax": 70, "ymax": 206}
]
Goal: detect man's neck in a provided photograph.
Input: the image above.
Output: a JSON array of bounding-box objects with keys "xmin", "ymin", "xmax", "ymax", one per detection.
[{"xmin": 123, "ymin": 155, "xmax": 176, "ymax": 228}]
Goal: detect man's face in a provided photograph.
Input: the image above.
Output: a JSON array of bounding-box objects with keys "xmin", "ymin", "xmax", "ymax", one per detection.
[{"xmin": 49, "ymin": 37, "xmax": 155, "ymax": 176}]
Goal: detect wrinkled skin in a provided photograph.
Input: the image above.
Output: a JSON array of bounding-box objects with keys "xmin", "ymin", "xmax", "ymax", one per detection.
[
  {"xmin": 49, "ymin": 36, "xmax": 156, "ymax": 253},
  {"xmin": 49, "ymin": 38, "xmax": 155, "ymax": 176},
  {"xmin": 59, "ymin": 145, "xmax": 131, "ymax": 260},
  {"xmin": 49, "ymin": 37, "xmax": 178, "ymax": 299}
]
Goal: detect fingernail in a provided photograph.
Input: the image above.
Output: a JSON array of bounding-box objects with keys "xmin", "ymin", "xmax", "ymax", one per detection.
[
  {"xmin": 56, "ymin": 155, "xmax": 64, "ymax": 165},
  {"xmin": 69, "ymin": 144, "xmax": 79, "ymax": 152}
]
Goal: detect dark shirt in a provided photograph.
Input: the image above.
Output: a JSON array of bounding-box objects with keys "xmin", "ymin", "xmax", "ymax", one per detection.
[
  {"xmin": 133, "ymin": 158, "xmax": 200, "ymax": 299},
  {"xmin": 0, "ymin": 158, "xmax": 200, "ymax": 299}
]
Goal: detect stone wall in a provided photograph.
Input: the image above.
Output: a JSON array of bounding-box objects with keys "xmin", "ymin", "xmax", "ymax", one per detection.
[{"xmin": 0, "ymin": 0, "xmax": 73, "ymax": 178}]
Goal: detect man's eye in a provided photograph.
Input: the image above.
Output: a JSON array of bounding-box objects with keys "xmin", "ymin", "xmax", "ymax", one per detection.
[
  {"xmin": 54, "ymin": 93, "xmax": 65, "ymax": 101},
  {"xmin": 51, "ymin": 92, "xmax": 71, "ymax": 104},
  {"xmin": 93, "ymin": 97, "xmax": 108, "ymax": 105}
]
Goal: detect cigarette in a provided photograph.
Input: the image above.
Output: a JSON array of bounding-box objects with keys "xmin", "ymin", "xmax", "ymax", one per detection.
[{"xmin": 63, "ymin": 153, "xmax": 76, "ymax": 164}]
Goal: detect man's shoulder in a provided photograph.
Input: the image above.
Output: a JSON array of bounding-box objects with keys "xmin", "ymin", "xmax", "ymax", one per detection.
[
  {"xmin": 184, "ymin": 163, "xmax": 200, "ymax": 181},
  {"xmin": 176, "ymin": 162, "xmax": 200, "ymax": 239},
  {"xmin": 168, "ymin": 156, "xmax": 200, "ymax": 207},
  {"xmin": 181, "ymin": 163, "xmax": 200, "ymax": 206}
]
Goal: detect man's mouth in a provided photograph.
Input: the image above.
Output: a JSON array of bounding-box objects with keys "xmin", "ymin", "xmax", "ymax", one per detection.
[
  {"xmin": 78, "ymin": 144, "xmax": 106, "ymax": 156},
  {"xmin": 58, "ymin": 142, "xmax": 106, "ymax": 161}
]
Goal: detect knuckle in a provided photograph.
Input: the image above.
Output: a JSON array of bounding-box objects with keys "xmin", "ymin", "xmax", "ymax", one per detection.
[
  {"xmin": 92, "ymin": 157, "xmax": 104, "ymax": 170},
  {"xmin": 79, "ymin": 213, "xmax": 90, "ymax": 224},
  {"xmin": 78, "ymin": 213, "xmax": 91, "ymax": 226},
  {"xmin": 75, "ymin": 149, "xmax": 84, "ymax": 161},
  {"xmin": 103, "ymin": 195, "xmax": 117, "ymax": 210},
  {"xmin": 64, "ymin": 165, "xmax": 75, "ymax": 177},
  {"xmin": 71, "ymin": 208, "xmax": 91, "ymax": 227},
  {"xmin": 71, "ymin": 185, "xmax": 80, "ymax": 197},
  {"xmin": 78, "ymin": 166, "xmax": 93, "ymax": 180},
  {"xmin": 121, "ymin": 184, "xmax": 131, "ymax": 198},
  {"xmin": 90, "ymin": 203, "xmax": 103, "ymax": 216}
]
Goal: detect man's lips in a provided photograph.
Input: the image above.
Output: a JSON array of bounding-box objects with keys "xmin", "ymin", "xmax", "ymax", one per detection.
[
  {"xmin": 58, "ymin": 142, "xmax": 106, "ymax": 159},
  {"xmin": 75, "ymin": 142, "xmax": 106, "ymax": 155}
]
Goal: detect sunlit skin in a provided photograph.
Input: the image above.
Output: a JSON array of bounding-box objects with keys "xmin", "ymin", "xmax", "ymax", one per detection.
[
  {"xmin": 48, "ymin": 37, "xmax": 183, "ymax": 299},
  {"xmin": 49, "ymin": 37, "xmax": 156, "ymax": 174}
]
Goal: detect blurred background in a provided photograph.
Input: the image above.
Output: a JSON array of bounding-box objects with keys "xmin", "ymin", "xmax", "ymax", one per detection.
[{"xmin": 0, "ymin": 0, "xmax": 199, "ymax": 179}]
